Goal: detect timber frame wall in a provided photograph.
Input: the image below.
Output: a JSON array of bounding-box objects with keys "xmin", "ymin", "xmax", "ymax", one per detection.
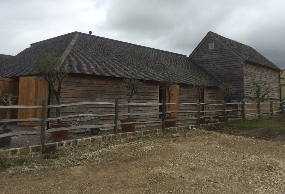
[
  {"xmin": 190, "ymin": 34, "xmax": 244, "ymax": 98},
  {"xmin": 0, "ymin": 77, "xmax": 18, "ymax": 119},
  {"xmin": 17, "ymin": 76, "xmax": 48, "ymax": 126},
  {"xmin": 51, "ymin": 74, "xmax": 160, "ymax": 125},
  {"xmin": 190, "ymin": 33, "xmax": 281, "ymax": 101}
]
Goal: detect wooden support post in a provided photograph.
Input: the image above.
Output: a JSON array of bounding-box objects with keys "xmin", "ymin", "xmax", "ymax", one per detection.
[
  {"xmin": 241, "ymin": 100, "xmax": 245, "ymax": 121},
  {"xmin": 40, "ymin": 100, "xmax": 47, "ymax": 153},
  {"xmin": 270, "ymin": 101, "xmax": 273, "ymax": 117},
  {"xmin": 162, "ymin": 99, "xmax": 166, "ymax": 132},
  {"xmin": 197, "ymin": 103, "xmax": 201, "ymax": 126},
  {"xmin": 114, "ymin": 99, "xmax": 118, "ymax": 134},
  {"xmin": 223, "ymin": 103, "xmax": 226, "ymax": 117}
]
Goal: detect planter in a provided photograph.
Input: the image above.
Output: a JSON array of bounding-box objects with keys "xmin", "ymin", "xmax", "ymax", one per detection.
[
  {"xmin": 50, "ymin": 123, "xmax": 71, "ymax": 141},
  {"xmin": 218, "ymin": 116, "xmax": 229, "ymax": 122},
  {"xmin": 196, "ymin": 117, "xmax": 206, "ymax": 125},
  {"xmin": 120, "ymin": 119, "xmax": 136, "ymax": 132},
  {"xmin": 165, "ymin": 116, "xmax": 177, "ymax": 128},
  {"xmin": 0, "ymin": 129, "xmax": 12, "ymax": 147}
]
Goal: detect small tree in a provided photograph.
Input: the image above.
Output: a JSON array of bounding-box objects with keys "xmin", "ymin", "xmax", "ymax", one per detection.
[
  {"xmin": 194, "ymin": 76, "xmax": 207, "ymax": 103},
  {"xmin": 122, "ymin": 76, "xmax": 142, "ymax": 119},
  {"xmin": 251, "ymin": 81, "xmax": 270, "ymax": 102},
  {"xmin": 33, "ymin": 53, "xmax": 69, "ymax": 122},
  {"xmin": 160, "ymin": 71, "xmax": 178, "ymax": 116},
  {"xmin": 0, "ymin": 88, "xmax": 17, "ymax": 133},
  {"xmin": 219, "ymin": 83, "xmax": 235, "ymax": 103},
  {"xmin": 250, "ymin": 81, "xmax": 270, "ymax": 120}
]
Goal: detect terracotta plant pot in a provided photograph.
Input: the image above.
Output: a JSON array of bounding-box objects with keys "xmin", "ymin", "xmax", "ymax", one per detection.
[
  {"xmin": 165, "ymin": 116, "xmax": 177, "ymax": 128},
  {"xmin": 0, "ymin": 129, "xmax": 12, "ymax": 147},
  {"xmin": 50, "ymin": 123, "xmax": 71, "ymax": 141},
  {"xmin": 120, "ymin": 119, "xmax": 136, "ymax": 132},
  {"xmin": 196, "ymin": 117, "xmax": 206, "ymax": 124},
  {"xmin": 218, "ymin": 116, "xmax": 229, "ymax": 122}
]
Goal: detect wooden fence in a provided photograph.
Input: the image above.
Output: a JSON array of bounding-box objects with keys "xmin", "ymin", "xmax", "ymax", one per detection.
[{"xmin": 0, "ymin": 99, "xmax": 284, "ymax": 151}]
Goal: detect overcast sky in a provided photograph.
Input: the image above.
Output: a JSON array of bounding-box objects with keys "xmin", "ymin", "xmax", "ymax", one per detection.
[{"xmin": 1, "ymin": 0, "xmax": 285, "ymax": 69}]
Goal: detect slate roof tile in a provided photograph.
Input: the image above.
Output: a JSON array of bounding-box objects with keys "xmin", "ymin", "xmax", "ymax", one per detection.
[
  {"xmin": 0, "ymin": 31, "xmax": 220, "ymax": 87},
  {"xmin": 0, "ymin": 54, "xmax": 13, "ymax": 64},
  {"xmin": 209, "ymin": 31, "xmax": 280, "ymax": 70}
]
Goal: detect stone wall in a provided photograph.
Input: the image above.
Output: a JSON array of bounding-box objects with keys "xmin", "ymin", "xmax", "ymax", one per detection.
[{"xmin": 244, "ymin": 63, "xmax": 280, "ymax": 100}]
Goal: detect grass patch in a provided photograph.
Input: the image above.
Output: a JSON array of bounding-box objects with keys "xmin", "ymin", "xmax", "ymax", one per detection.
[
  {"xmin": 228, "ymin": 119, "xmax": 285, "ymax": 131},
  {"xmin": 0, "ymin": 157, "xmax": 12, "ymax": 171},
  {"xmin": 14, "ymin": 158, "xmax": 35, "ymax": 168},
  {"xmin": 42, "ymin": 153, "xmax": 62, "ymax": 160}
]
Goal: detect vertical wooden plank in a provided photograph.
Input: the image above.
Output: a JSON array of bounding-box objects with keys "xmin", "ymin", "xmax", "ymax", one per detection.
[{"xmin": 18, "ymin": 76, "xmax": 48, "ymax": 126}]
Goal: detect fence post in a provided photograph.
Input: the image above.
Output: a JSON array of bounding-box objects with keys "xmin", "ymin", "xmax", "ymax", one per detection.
[
  {"xmin": 114, "ymin": 99, "xmax": 118, "ymax": 134},
  {"xmin": 241, "ymin": 100, "xmax": 245, "ymax": 121},
  {"xmin": 257, "ymin": 100, "xmax": 261, "ymax": 120},
  {"xmin": 197, "ymin": 103, "xmax": 201, "ymax": 126},
  {"xmin": 281, "ymin": 101, "xmax": 284, "ymax": 117},
  {"xmin": 223, "ymin": 103, "xmax": 226, "ymax": 117},
  {"xmin": 162, "ymin": 99, "xmax": 166, "ymax": 132},
  {"xmin": 40, "ymin": 100, "xmax": 47, "ymax": 153},
  {"xmin": 270, "ymin": 101, "xmax": 273, "ymax": 117}
]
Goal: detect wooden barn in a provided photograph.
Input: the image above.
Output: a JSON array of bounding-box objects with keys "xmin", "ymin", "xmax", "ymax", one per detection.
[
  {"xmin": 0, "ymin": 31, "xmax": 222, "ymax": 125},
  {"xmin": 190, "ymin": 31, "xmax": 281, "ymax": 102}
]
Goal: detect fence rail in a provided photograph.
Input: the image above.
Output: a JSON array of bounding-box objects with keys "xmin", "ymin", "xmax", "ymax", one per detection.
[{"xmin": 1, "ymin": 99, "xmax": 284, "ymax": 151}]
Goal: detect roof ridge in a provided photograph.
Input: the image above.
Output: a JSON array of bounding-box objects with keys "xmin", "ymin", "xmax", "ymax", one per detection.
[
  {"xmin": 30, "ymin": 31, "xmax": 78, "ymax": 47},
  {"xmin": 209, "ymin": 31, "xmax": 280, "ymax": 71},
  {"xmin": 209, "ymin": 31, "xmax": 254, "ymax": 50},
  {"xmin": 60, "ymin": 33, "xmax": 79, "ymax": 64},
  {"xmin": 77, "ymin": 31, "xmax": 187, "ymax": 57}
]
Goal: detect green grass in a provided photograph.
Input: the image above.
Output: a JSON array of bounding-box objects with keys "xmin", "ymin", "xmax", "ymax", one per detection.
[
  {"xmin": 228, "ymin": 119, "xmax": 285, "ymax": 131},
  {"xmin": 42, "ymin": 153, "xmax": 62, "ymax": 160},
  {"xmin": 0, "ymin": 157, "xmax": 12, "ymax": 171},
  {"xmin": 14, "ymin": 158, "xmax": 35, "ymax": 168}
]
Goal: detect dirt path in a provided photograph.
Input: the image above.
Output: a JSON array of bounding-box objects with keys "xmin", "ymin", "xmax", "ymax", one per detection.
[{"xmin": 1, "ymin": 129, "xmax": 285, "ymax": 193}]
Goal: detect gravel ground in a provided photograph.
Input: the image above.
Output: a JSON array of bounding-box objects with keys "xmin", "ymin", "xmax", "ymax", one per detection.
[
  {"xmin": 1, "ymin": 128, "xmax": 285, "ymax": 193},
  {"xmin": 3, "ymin": 123, "xmax": 162, "ymax": 149},
  {"xmin": 3, "ymin": 124, "xmax": 110, "ymax": 149}
]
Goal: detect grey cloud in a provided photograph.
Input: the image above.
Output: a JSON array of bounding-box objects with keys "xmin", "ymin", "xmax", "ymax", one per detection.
[{"xmin": 1, "ymin": 0, "xmax": 285, "ymax": 69}]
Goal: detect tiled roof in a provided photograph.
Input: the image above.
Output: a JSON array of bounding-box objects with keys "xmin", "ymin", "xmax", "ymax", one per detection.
[
  {"xmin": 0, "ymin": 31, "xmax": 220, "ymax": 87},
  {"xmin": 209, "ymin": 31, "xmax": 280, "ymax": 71},
  {"xmin": 0, "ymin": 54, "xmax": 13, "ymax": 64},
  {"xmin": 0, "ymin": 32, "xmax": 76, "ymax": 77}
]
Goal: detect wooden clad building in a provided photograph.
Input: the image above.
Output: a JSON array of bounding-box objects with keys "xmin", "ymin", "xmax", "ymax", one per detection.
[
  {"xmin": 190, "ymin": 31, "xmax": 281, "ymax": 101},
  {"xmin": 0, "ymin": 31, "xmax": 221, "ymax": 125},
  {"xmin": 0, "ymin": 31, "xmax": 281, "ymax": 125}
]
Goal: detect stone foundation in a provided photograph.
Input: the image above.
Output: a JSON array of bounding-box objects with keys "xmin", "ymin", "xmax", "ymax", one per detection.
[{"xmin": 0, "ymin": 127, "xmax": 189, "ymax": 158}]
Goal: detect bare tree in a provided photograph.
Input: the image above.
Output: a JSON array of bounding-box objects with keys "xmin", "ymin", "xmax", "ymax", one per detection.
[
  {"xmin": 250, "ymin": 81, "xmax": 270, "ymax": 120},
  {"xmin": 33, "ymin": 53, "xmax": 69, "ymax": 122},
  {"xmin": 122, "ymin": 75, "xmax": 142, "ymax": 119},
  {"xmin": 219, "ymin": 83, "xmax": 235, "ymax": 103},
  {"xmin": 160, "ymin": 71, "xmax": 178, "ymax": 116},
  {"xmin": 0, "ymin": 88, "xmax": 17, "ymax": 133}
]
